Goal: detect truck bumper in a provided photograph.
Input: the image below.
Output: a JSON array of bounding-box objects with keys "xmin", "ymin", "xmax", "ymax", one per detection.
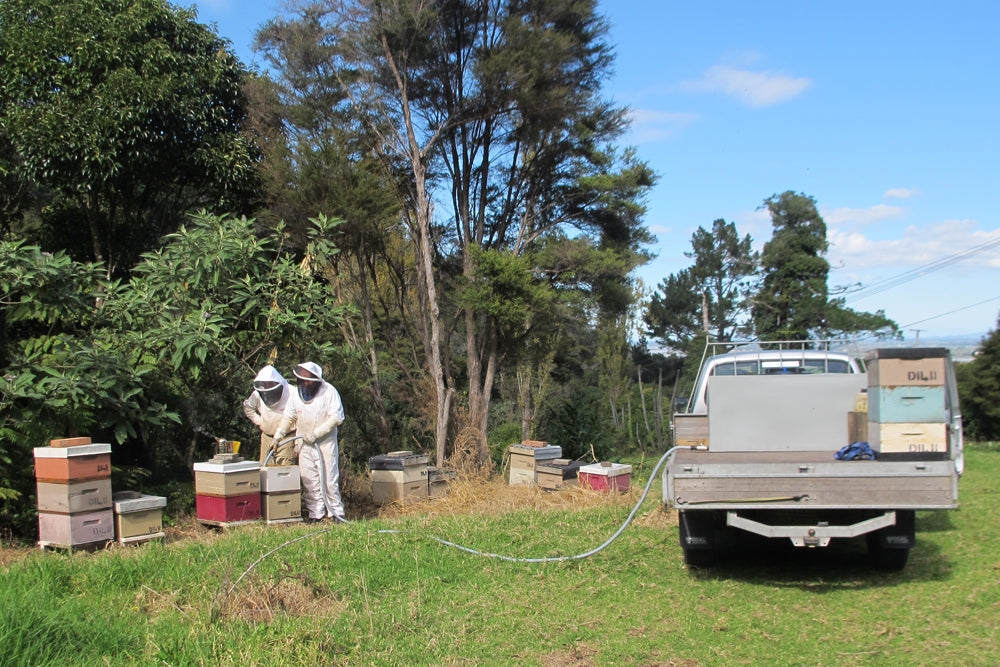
[{"xmin": 726, "ymin": 510, "xmax": 898, "ymax": 547}]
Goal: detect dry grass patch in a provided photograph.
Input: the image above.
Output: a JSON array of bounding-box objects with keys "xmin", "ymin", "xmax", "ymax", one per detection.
[
  {"xmin": 381, "ymin": 471, "xmax": 642, "ymax": 521},
  {"xmin": 214, "ymin": 572, "xmax": 348, "ymax": 623}
]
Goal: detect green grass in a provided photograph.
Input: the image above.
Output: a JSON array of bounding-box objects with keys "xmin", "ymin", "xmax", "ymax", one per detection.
[{"xmin": 2, "ymin": 446, "xmax": 998, "ymax": 666}]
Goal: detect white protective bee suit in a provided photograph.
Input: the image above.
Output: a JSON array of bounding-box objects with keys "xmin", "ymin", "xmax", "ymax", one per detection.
[
  {"xmin": 273, "ymin": 362, "xmax": 346, "ymax": 521},
  {"xmin": 242, "ymin": 365, "xmax": 296, "ymax": 466}
]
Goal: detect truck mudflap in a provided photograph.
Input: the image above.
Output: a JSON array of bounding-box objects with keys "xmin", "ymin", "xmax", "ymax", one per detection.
[{"xmin": 726, "ymin": 510, "xmax": 899, "ymax": 547}]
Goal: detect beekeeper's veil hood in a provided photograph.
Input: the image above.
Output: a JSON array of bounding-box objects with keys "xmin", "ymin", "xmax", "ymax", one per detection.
[
  {"xmin": 293, "ymin": 362, "xmax": 324, "ymax": 402},
  {"xmin": 253, "ymin": 365, "xmax": 288, "ymax": 407}
]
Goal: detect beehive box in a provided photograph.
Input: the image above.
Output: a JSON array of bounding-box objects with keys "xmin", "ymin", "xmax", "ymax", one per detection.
[
  {"xmin": 372, "ymin": 479, "xmax": 427, "ymax": 505},
  {"xmin": 195, "ymin": 493, "xmax": 261, "ymax": 525},
  {"xmin": 578, "ymin": 462, "xmax": 632, "ymax": 492},
  {"xmin": 38, "ymin": 509, "xmax": 114, "ymax": 548},
  {"xmin": 112, "ymin": 491, "xmax": 166, "ymax": 543},
  {"xmin": 673, "ymin": 414, "xmax": 709, "ymax": 448},
  {"xmin": 867, "ymin": 386, "xmax": 948, "ymax": 423},
  {"xmin": 194, "ymin": 460, "xmax": 261, "ymax": 496},
  {"xmin": 36, "ymin": 478, "xmax": 112, "ymax": 514},
  {"xmin": 868, "ymin": 422, "xmax": 948, "ymax": 460},
  {"xmin": 507, "ymin": 443, "xmax": 561, "ymax": 485},
  {"xmin": 260, "ymin": 465, "xmax": 301, "ymax": 493},
  {"xmin": 33, "ymin": 443, "xmax": 111, "ymax": 482},
  {"xmin": 427, "ymin": 467, "xmax": 457, "ymax": 498},
  {"xmin": 370, "ymin": 451, "xmax": 429, "ymax": 485},
  {"xmin": 866, "ymin": 348, "xmax": 947, "ymax": 387},
  {"xmin": 508, "ymin": 466, "xmax": 536, "ymax": 486},
  {"xmin": 536, "ymin": 459, "xmax": 582, "ymax": 490},
  {"xmin": 262, "ymin": 490, "xmax": 302, "ymax": 522}
]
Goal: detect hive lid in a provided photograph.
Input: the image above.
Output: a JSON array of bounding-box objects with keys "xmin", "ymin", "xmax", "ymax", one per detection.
[
  {"xmin": 508, "ymin": 443, "xmax": 562, "ymax": 458},
  {"xmin": 370, "ymin": 453, "xmax": 429, "ymax": 470},
  {"xmin": 865, "ymin": 347, "xmax": 948, "ymax": 360},
  {"xmin": 34, "ymin": 443, "xmax": 111, "ymax": 458},
  {"xmin": 536, "ymin": 459, "xmax": 583, "ymax": 478},
  {"xmin": 193, "ymin": 460, "xmax": 260, "ymax": 473},
  {"xmin": 578, "ymin": 462, "xmax": 632, "ymax": 476},
  {"xmin": 113, "ymin": 491, "xmax": 167, "ymax": 513},
  {"xmin": 427, "ymin": 467, "xmax": 457, "ymax": 481}
]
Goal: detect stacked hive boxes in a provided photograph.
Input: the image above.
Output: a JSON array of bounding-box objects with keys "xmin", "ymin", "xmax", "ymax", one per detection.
[
  {"xmin": 112, "ymin": 491, "xmax": 166, "ymax": 544},
  {"xmin": 35, "ymin": 438, "xmax": 115, "ymax": 549},
  {"xmin": 260, "ymin": 465, "xmax": 302, "ymax": 524},
  {"xmin": 508, "ymin": 441, "xmax": 562, "ymax": 486},
  {"xmin": 536, "ymin": 459, "xmax": 582, "ymax": 490},
  {"xmin": 370, "ymin": 451, "xmax": 429, "ymax": 505},
  {"xmin": 578, "ymin": 462, "xmax": 632, "ymax": 492},
  {"xmin": 427, "ymin": 467, "xmax": 457, "ymax": 499},
  {"xmin": 866, "ymin": 348, "xmax": 950, "ymax": 461},
  {"xmin": 194, "ymin": 455, "xmax": 261, "ymax": 527}
]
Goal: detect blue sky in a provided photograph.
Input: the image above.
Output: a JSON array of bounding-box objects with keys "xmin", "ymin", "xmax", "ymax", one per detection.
[{"xmin": 190, "ymin": 0, "xmax": 1000, "ymax": 341}]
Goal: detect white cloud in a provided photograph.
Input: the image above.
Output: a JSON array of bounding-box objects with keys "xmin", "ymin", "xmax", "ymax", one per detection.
[
  {"xmin": 679, "ymin": 65, "xmax": 812, "ymax": 108},
  {"xmin": 884, "ymin": 188, "xmax": 919, "ymax": 199},
  {"xmin": 822, "ymin": 204, "xmax": 905, "ymax": 226},
  {"xmin": 626, "ymin": 109, "xmax": 699, "ymax": 143},
  {"xmin": 828, "ymin": 220, "xmax": 1000, "ymax": 271}
]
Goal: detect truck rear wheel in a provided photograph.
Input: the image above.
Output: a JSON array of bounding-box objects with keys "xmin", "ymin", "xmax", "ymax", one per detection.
[
  {"xmin": 679, "ymin": 510, "xmax": 716, "ymax": 567},
  {"xmin": 866, "ymin": 510, "xmax": 915, "ymax": 570}
]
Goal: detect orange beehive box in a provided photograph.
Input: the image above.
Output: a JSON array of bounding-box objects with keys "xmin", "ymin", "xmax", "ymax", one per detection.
[{"xmin": 33, "ymin": 443, "xmax": 111, "ymax": 482}]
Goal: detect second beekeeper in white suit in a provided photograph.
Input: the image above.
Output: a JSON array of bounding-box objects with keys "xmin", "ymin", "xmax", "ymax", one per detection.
[{"xmin": 273, "ymin": 361, "xmax": 346, "ymax": 522}]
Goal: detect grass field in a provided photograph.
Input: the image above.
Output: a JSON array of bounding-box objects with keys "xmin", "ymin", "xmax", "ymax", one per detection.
[{"xmin": 1, "ymin": 445, "xmax": 998, "ymax": 666}]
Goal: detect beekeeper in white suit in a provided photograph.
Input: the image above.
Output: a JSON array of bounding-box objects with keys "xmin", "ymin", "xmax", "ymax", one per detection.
[
  {"xmin": 273, "ymin": 361, "xmax": 346, "ymax": 522},
  {"xmin": 242, "ymin": 365, "xmax": 296, "ymax": 466}
]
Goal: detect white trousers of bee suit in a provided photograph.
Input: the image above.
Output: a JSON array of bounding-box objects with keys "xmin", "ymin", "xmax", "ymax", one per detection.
[{"xmin": 300, "ymin": 438, "xmax": 344, "ymax": 519}]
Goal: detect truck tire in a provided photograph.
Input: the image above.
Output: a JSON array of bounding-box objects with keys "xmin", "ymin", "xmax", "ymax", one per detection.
[
  {"xmin": 679, "ymin": 510, "xmax": 716, "ymax": 567},
  {"xmin": 866, "ymin": 510, "xmax": 915, "ymax": 570}
]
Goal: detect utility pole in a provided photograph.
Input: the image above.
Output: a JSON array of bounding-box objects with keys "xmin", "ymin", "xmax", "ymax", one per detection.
[{"xmin": 909, "ymin": 329, "xmax": 925, "ymax": 346}]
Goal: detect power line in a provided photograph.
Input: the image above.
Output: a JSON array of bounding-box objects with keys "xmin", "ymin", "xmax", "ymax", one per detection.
[
  {"xmin": 898, "ymin": 295, "xmax": 1000, "ymax": 329},
  {"xmin": 844, "ymin": 234, "xmax": 1000, "ymax": 304}
]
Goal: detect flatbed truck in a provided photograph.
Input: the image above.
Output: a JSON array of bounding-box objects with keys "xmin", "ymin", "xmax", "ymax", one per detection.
[{"xmin": 663, "ymin": 342, "xmax": 962, "ymax": 569}]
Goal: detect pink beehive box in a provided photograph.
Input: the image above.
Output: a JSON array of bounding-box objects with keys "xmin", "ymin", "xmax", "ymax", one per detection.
[
  {"xmin": 578, "ymin": 462, "xmax": 632, "ymax": 492},
  {"xmin": 195, "ymin": 493, "xmax": 261, "ymax": 524}
]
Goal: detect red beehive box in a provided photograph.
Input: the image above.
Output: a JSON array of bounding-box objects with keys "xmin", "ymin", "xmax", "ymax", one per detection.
[
  {"xmin": 33, "ymin": 443, "xmax": 111, "ymax": 482},
  {"xmin": 578, "ymin": 462, "xmax": 632, "ymax": 492},
  {"xmin": 196, "ymin": 493, "xmax": 261, "ymax": 524}
]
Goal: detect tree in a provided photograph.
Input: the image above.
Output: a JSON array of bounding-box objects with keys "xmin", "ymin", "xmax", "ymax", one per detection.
[
  {"xmin": 751, "ymin": 192, "xmax": 831, "ymax": 341},
  {"xmin": 956, "ymin": 316, "xmax": 1000, "ymax": 440},
  {"xmin": 110, "ymin": 213, "xmax": 352, "ymax": 471},
  {"xmin": 646, "ymin": 218, "xmax": 757, "ymax": 350},
  {"xmin": 751, "ymin": 191, "xmax": 897, "ymax": 342},
  {"xmin": 0, "ymin": 0, "xmax": 260, "ymax": 274},
  {"xmin": 0, "ymin": 241, "xmax": 177, "ymax": 534},
  {"xmin": 258, "ymin": 0, "xmax": 654, "ymax": 466}
]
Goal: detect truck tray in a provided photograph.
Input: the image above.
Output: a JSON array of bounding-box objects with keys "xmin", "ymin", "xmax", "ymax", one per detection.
[{"xmin": 665, "ymin": 450, "xmax": 957, "ymax": 511}]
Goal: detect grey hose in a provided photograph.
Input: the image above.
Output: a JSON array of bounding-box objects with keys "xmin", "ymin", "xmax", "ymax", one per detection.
[{"xmin": 379, "ymin": 445, "xmax": 700, "ymax": 562}]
